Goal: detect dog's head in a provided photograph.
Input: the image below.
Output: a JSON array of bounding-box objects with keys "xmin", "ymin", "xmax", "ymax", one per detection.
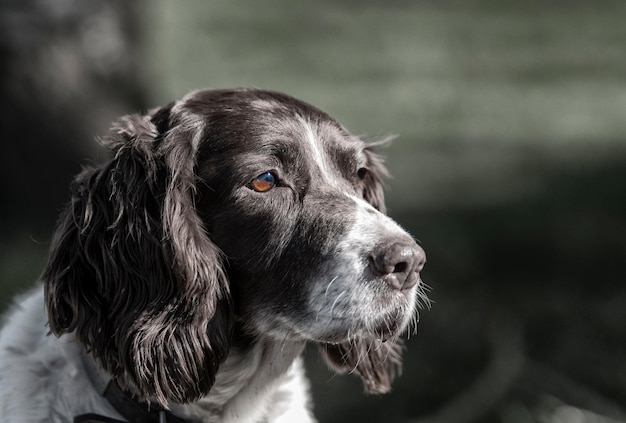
[{"xmin": 43, "ymin": 89, "xmax": 426, "ymax": 406}]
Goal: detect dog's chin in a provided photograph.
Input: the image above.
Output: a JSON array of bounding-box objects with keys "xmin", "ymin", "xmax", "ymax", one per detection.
[{"xmin": 258, "ymin": 284, "xmax": 417, "ymax": 344}]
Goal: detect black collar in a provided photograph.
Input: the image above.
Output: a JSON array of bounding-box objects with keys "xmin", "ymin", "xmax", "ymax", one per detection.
[
  {"xmin": 75, "ymin": 380, "xmax": 194, "ymax": 423},
  {"xmin": 78, "ymin": 351, "xmax": 194, "ymax": 423}
]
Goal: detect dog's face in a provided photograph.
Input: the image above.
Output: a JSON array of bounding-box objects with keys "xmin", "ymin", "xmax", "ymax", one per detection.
[
  {"xmin": 190, "ymin": 91, "xmax": 425, "ymax": 343},
  {"xmin": 43, "ymin": 89, "xmax": 426, "ymax": 406}
]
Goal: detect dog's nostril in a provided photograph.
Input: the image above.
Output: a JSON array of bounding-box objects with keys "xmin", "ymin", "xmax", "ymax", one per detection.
[
  {"xmin": 393, "ymin": 262, "xmax": 408, "ymax": 274},
  {"xmin": 371, "ymin": 241, "xmax": 425, "ymax": 290}
]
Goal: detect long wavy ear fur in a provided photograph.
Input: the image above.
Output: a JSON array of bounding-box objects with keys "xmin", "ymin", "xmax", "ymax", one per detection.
[{"xmin": 43, "ymin": 105, "xmax": 233, "ymax": 406}]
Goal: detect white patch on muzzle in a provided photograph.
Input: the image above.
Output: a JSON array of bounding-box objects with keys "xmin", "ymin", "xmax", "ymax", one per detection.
[{"xmin": 297, "ymin": 195, "xmax": 420, "ymax": 343}]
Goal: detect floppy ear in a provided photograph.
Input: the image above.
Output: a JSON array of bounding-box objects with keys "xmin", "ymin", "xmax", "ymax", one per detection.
[
  {"xmin": 362, "ymin": 143, "xmax": 390, "ymax": 214},
  {"xmin": 43, "ymin": 104, "xmax": 233, "ymax": 406},
  {"xmin": 320, "ymin": 338, "xmax": 403, "ymax": 394}
]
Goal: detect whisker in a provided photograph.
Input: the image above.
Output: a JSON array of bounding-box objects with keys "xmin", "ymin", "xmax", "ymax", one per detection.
[
  {"xmin": 324, "ymin": 276, "xmax": 339, "ymax": 299},
  {"xmin": 416, "ymin": 279, "xmax": 433, "ymax": 310},
  {"xmin": 329, "ymin": 291, "xmax": 346, "ymax": 316},
  {"xmin": 316, "ymin": 276, "xmax": 340, "ymax": 322}
]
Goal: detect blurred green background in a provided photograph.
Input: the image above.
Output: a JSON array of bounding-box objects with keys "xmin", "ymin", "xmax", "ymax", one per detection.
[{"xmin": 1, "ymin": 1, "xmax": 625, "ymax": 422}]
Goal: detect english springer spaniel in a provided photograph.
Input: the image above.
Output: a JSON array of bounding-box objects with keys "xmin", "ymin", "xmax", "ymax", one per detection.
[{"xmin": 0, "ymin": 89, "xmax": 427, "ymax": 422}]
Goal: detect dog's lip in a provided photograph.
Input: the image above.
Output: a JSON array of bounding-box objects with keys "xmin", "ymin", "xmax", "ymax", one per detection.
[
  {"xmin": 306, "ymin": 329, "xmax": 355, "ymax": 345},
  {"xmin": 299, "ymin": 322, "xmax": 367, "ymax": 344},
  {"xmin": 371, "ymin": 318, "xmax": 402, "ymax": 341},
  {"xmin": 302, "ymin": 314, "xmax": 406, "ymax": 345},
  {"xmin": 314, "ymin": 328, "xmax": 399, "ymax": 345}
]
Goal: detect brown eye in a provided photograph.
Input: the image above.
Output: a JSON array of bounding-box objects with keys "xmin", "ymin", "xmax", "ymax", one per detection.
[
  {"xmin": 357, "ymin": 167, "xmax": 369, "ymax": 180},
  {"xmin": 249, "ymin": 171, "xmax": 277, "ymax": 192}
]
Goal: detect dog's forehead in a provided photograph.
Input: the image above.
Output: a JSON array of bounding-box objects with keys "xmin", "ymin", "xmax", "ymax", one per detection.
[
  {"xmin": 253, "ymin": 109, "xmax": 367, "ymax": 189},
  {"xmin": 184, "ymin": 89, "xmax": 366, "ymax": 180}
]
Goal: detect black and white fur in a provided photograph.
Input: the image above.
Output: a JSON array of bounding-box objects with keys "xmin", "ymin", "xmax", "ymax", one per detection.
[{"xmin": 0, "ymin": 89, "xmax": 427, "ymax": 422}]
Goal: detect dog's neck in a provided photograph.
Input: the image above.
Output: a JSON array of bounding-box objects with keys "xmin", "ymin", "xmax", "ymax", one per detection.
[
  {"xmin": 83, "ymin": 337, "xmax": 306, "ymax": 422},
  {"xmin": 173, "ymin": 337, "xmax": 306, "ymax": 422}
]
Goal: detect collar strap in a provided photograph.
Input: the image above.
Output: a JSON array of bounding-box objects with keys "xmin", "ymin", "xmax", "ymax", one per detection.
[
  {"xmin": 102, "ymin": 380, "xmax": 192, "ymax": 423},
  {"xmin": 78, "ymin": 352, "xmax": 193, "ymax": 423},
  {"xmin": 74, "ymin": 413, "xmax": 126, "ymax": 423}
]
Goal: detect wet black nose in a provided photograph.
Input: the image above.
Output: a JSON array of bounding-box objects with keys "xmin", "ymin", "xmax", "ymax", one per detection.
[{"xmin": 371, "ymin": 240, "xmax": 426, "ymax": 290}]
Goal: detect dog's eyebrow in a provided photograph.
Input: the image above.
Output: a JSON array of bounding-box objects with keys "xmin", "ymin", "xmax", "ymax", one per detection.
[{"xmin": 237, "ymin": 140, "xmax": 293, "ymax": 171}]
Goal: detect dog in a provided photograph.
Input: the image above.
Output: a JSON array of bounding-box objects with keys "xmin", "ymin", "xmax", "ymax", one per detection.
[{"xmin": 0, "ymin": 89, "xmax": 427, "ymax": 422}]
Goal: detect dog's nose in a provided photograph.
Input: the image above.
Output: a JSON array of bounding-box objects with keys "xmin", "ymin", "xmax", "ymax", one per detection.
[{"xmin": 371, "ymin": 240, "xmax": 426, "ymax": 290}]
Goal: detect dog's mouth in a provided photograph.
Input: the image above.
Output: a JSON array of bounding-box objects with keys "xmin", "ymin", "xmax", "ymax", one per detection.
[
  {"xmin": 371, "ymin": 317, "xmax": 403, "ymax": 342},
  {"xmin": 310, "ymin": 321, "xmax": 404, "ymax": 348},
  {"xmin": 302, "ymin": 300, "xmax": 414, "ymax": 345},
  {"xmin": 369, "ymin": 302, "xmax": 418, "ymax": 342}
]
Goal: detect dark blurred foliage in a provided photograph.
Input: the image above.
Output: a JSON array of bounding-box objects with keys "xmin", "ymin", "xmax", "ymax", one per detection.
[
  {"xmin": 0, "ymin": 0, "xmax": 148, "ymax": 238},
  {"xmin": 1, "ymin": 1, "xmax": 625, "ymax": 422}
]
